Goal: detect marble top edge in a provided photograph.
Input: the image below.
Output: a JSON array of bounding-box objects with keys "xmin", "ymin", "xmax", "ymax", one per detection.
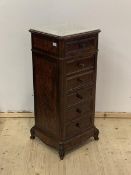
[{"xmin": 29, "ymin": 25, "xmax": 100, "ymax": 37}]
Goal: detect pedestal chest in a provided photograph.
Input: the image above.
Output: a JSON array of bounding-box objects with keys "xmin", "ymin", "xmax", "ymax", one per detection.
[{"xmin": 29, "ymin": 27, "xmax": 101, "ymax": 159}]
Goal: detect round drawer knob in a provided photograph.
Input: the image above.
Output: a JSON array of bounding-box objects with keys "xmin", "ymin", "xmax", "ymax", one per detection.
[
  {"xmin": 77, "ymin": 78, "xmax": 83, "ymax": 83},
  {"xmin": 78, "ymin": 63, "xmax": 85, "ymax": 68},
  {"xmin": 76, "ymin": 108, "xmax": 82, "ymax": 114},
  {"xmin": 76, "ymin": 123, "xmax": 80, "ymax": 128},
  {"xmin": 76, "ymin": 93, "xmax": 83, "ymax": 99}
]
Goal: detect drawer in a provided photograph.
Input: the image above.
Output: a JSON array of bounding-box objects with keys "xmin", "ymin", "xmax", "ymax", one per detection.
[
  {"xmin": 65, "ymin": 37, "xmax": 97, "ymax": 56},
  {"xmin": 66, "ymin": 86, "xmax": 94, "ymax": 107},
  {"xmin": 66, "ymin": 54, "xmax": 95, "ymax": 75},
  {"xmin": 66, "ymin": 70, "xmax": 95, "ymax": 92},
  {"xmin": 64, "ymin": 114, "xmax": 93, "ymax": 139},
  {"xmin": 65, "ymin": 100, "xmax": 94, "ymax": 122},
  {"xmin": 32, "ymin": 34, "xmax": 59, "ymax": 55}
]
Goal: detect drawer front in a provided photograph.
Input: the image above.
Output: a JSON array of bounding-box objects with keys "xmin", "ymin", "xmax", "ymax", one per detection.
[
  {"xmin": 66, "ymin": 54, "xmax": 95, "ymax": 75},
  {"xmin": 65, "ymin": 37, "xmax": 97, "ymax": 56},
  {"xmin": 66, "ymin": 86, "xmax": 94, "ymax": 107},
  {"xmin": 64, "ymin": 114, "xmax": 93, "ymax": 139},
  {"xmin": 32, "ymin": 34, "xmax": 59, "ymax": 55},
  {"xmin": 66, "ymin": 70, "xmax": 95, "ymax": 92},
  {"xmin": 65, "ymin": 100, "xmax": 94, "ymax": 122}
]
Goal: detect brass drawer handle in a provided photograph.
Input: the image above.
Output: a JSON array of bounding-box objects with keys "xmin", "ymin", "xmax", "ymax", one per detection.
[
  {"xmin": 76, "ymin": 93, "xmax": 83, "ymax": 99},
  {"xmin": 76, "ymin": 123, "xmax": 80, "ymax": 128},
  {"xmin": 76, "ymin": 108, "xmax": 82, "ymax": 114}
]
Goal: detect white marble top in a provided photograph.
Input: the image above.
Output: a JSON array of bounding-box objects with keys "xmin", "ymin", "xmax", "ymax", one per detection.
[{"xmin": 32, "ymin": 24, "xmax": 99, "ymax": 36}]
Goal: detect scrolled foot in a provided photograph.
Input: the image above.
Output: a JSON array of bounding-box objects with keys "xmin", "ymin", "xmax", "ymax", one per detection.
[
  {"xmin": 30, "ymin": 135, "xmax": 35, "ymax": 139},
  {"xmin": 94, "ymin": 127, "xmax": 99, "ymax": 140},
  {"xmin": 30, "ymin": 126, "xmax": 35, "ymax": 139},
  {"xmin": 59, "ymin": 144, "xmax": 65, "ymax": 160}
]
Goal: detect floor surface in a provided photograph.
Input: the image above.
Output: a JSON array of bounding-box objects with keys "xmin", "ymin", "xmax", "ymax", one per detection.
[{"xmin": 0, "ymin": 117, "xmax": 131, "ymax": 175}]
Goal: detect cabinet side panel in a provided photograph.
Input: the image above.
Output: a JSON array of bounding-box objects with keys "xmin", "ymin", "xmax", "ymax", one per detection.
[{"xmin": 32, "ymin": 52, "xmax": 59, "ymax": 137}]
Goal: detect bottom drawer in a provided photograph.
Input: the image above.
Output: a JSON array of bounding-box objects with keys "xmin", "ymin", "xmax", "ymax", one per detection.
[{"xmin": 64, "ymin": 113, "xmax": 93, "ymax": 139}]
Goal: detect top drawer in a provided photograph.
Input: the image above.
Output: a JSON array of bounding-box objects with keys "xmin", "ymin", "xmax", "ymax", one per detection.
[
  {"xmin": 65, "ymin": 36, "xmax": 97, "ymax": 56},
  {"xmin": 65, "ymin": 54, "xmax": 96, "ymax": 76},
  {"xmin": 32, "ymin": 34, "xmax": 59, "ymax": 56}
]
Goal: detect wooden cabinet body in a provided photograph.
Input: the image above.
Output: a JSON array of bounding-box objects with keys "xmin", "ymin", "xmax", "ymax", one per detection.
[{"xmin": 30, "ymin": 28, "xmax": 100, "ymax": 159}]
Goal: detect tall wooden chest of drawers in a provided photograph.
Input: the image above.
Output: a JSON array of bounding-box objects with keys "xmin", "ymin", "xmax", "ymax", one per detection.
[{"xmin": 29, "ymin": 27, "xmax": 101, "ymax": 159}]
